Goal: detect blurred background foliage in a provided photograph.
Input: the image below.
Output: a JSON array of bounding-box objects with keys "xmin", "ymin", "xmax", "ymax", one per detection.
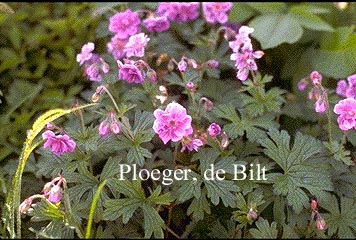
[{"xmin": 0, "ymin": 2, "xmax": 356, "ymax": 238}]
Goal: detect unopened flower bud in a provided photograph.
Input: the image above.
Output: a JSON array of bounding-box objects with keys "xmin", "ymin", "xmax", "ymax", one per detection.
[
  {"xmin": 298, "ymin": 79, "xmax": 308, "ymax": 91},
  {"xmin": 47, "ymin": 185, "xmax": 62, "ymax": 203},
  {"xmin": 316, "ymin": 213, "xmax": 326, "ymax": 230},
  {"xmin": 92, "ymin": 92, "xmax": 100, "ymax": 103},
  {"xmin": 147, "ymin": 69, "xmax": 157, "ymax": 82},
  {"xmin": 101, "ymin": 61, "xmax": 110, "ymax": 74},
  {"xmin": 205, "ymin": 59, "xmax": 219, "ymax": 69},
  {"xmin": 19, "ymin": 197, "xmax": 33, "ymax": 214},
  {"xmin": 167, "ymin": 60, "xmax": 175, "ymax": 72},
  {"xmin": 186, "ymin": 81, "xmax": 195, "ymax": 90},
  {"xmin": 96, "ymin": 85, "xmax": 105, "ymax": 94},
  {"xmin": 310, "ymin": 198, "xmax": 318, "ymax": 211},
  {"xmin": 187, "ymin": 59, "xmax": 198, "ymax": 69},
  {"xmin": 247, "ymin": 208, "xmax": 258, "ymax": 221},
  {"xmin": 45, "ymin": 122, "xmax": 55, "ymax": 130},
  {"xmin": 310, "ymin": 70, "xmax": 322, "ymax": 85},
  {"xmin": 99, "ymin": 120, "xmax": 110, "ymax": 136},
  {"xmin": 110, "ymin": 121, "xmax": 120, "ymax": 134},
  {"xmin": 42, "ymin": 182, "xmax": 53, "ymax": 195},
  {"xmin": 200, "ymin": 97, "xmax": 214, "ymax": 111},
  {"xmin": 220, "ymin": 132, "xmax": 229, "ymax": 149},
  {"xmin": 178, "ymin": 59, "xmax": 187, "ymax": 72}
]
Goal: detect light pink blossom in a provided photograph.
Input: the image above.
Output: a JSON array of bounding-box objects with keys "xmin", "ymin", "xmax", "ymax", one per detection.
[
  {"xmin": 76, "ymin": 42, "xmax": 95, "ymax": 66},
  {"xmin": 108, "ymin": 9, "xmax": 141, "ymax": 39},
  {"xmin": 117, "ymin": 60, "xmax": 144, "ymax": 83},
  {"xmin": 42, "ymin": 130, "xmax": 76, "ymax": 155},
  {"xmin": 153, "ymin": 102, "xmax": 193, "ymax": 144},
  {"xmin": 181, "ymin": 137, "xmax": 203, "ymax": 152},
  {"xmin": 333, "ymin": 97, "xmax": 356, "ymax": 130},
  {"xmin": 202, "ymin": 2, "xmax": 233, "ymax": 24},
  {"xmin": 143, "ymin": 15, "xmax": 170, "ymax": 33},
  {"xmin": 124, "ymin": 33, "xmax": 150, "ymax": 58}
]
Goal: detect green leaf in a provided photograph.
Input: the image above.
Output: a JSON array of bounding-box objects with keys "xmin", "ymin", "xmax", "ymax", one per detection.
[
  {"xmin": 250, "ymin": 13, "xmax": 303, "ymax": 49},
  {"xmin": 204, "ymin": 179, "xmax": 240, "ymax": 208},
  {"xmin": 229, "ymin": 3, "xmax": 256, "ymax": 23},
  {"xmin": 324, "ymin": 141, "xmax": 354, "ymax": 166},
  {"xmin": 175, "ymin": 170, "xmax": 203, "ymax": 203},
  {"xmin": 100, "ymin": 157, "xmax": 120, "ymax": 181},
  {"xmin": 214, "ymin": 104, "xmax": 278, "ymax": 142},
  {"xmin": 146, "ymin": 185, "xmax": 175, "ymax": 205},
  {"xmin": 289, "ymin": 5, "xmax": 334, "ymax": 32},
  {"xmin": 103, "ymin": 198, "xmax": 142, "ymax": 223},
  {"xmin": 312, "ymin": 26, "xmax": 356, "ymax": 78},
  {"xmin": 322, "ymin": 195, "xmax": 356, "ymax": 238},
  {"xmin": 245, "ymin": 2, "xmax": 287, "ymax": 13},
  {"xmin": 127, "ymin": 145, "xmax": 152, "ymax": 166},
  {"xmin": 187, "ymin": 190, "xmax": 211, "ymax": 221},
  {"xmin": 259, "ymin": 130, "xmax": 333, "ymax": 213},
  {"xmin": 249, "ymin": 218, "xmax": 278, "ymax": 238},
  {"xmin": 142, "ymin": 205, "xmax": 165, "ymax": 238}
]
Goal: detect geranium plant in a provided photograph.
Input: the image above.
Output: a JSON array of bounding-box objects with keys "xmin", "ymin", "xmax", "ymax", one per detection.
[{"xmin": 1, "ymin": 2, "xmax": 356, "ymax": 239}]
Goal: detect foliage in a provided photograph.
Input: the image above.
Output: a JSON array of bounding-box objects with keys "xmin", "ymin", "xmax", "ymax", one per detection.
[{"xmin": 1, "ymin": 2, "xmax": 356, "ymax": 239}]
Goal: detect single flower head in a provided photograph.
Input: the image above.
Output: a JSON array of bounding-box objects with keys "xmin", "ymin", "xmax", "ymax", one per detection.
[
  {"xmin": 108, "ymin": 9, "xmax": 141, "ymax": 38},
  {"xmin": 117, "ymin": 60, "xmax": 144, "ymax": 83},
  {"xmin": 157, "ymin": 2, "xmax": 200, "ymax": 23},
  {"xmin": 207, "ymin": 123, "xmax": 221, "ymax": 137},
  {"xmin": 76, "ymin": 42, "xmax": 95, "ymax": 66},
  {"xmin": 42, "ymin": 130, "xmax": 76, "ymax": 155},
  {"xmin": 333, "ymin": 97, "xmax": 356, "ymax": 130},
  {"xmin": 124, "ymin": 33, "xmax": 150, "ymax": 58},
  {"xmin": 202, "ymin": 2, "xmax": 233, "ymax": 24},
  {"xmin": 153, "ymin": 102, "xmax": 193, "ymax": 144},
  {"xmin": 143, "ymin": 15, "xmax": 170, "ymax": 33},
  {"xmin": 181, "ymin": 137, "xmax": 203, "ymax": 152}
]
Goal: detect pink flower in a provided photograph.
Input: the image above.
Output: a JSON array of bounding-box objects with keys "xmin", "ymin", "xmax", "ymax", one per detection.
[
  {"xmin": 314, "ymin": 95, "xmax": 327, "ymax": 113},
  {"xmin": 42, "ymin": 130, "xmax": 76, "ymax": 155},
  {"xmin": 99, "ymin": 111, "xmax": 121, "ymax": 136},
  {"xmin": 202, "ymin": 2, "xmax": 233, "ymax": 24},
  {"xmin": 99, "ymin": 119, "xmax": 110, "ymax": 136},
  {"xmin": 310, "ymin": 70, "xmax": 322, "ymax": 85},
  {"xmin": 181, "ymin": 137, "xmax": 203, "ymax": 152},
  {"xmin": 333, "ymin": 97, "xmax": 356, "ymax": 130},
  {"xmin": 124, "ymin": 33, "xmax": 150, "ymax": 58},
  {"xmin": 153, "ymin": 102, "xmax": 193, "ymax": 144},
  {"xmin": 157, "ymin": 2, "xmax": 200, "ymax": 23},
  {"xmin": 107, "ymin": 34, "xmax": 128, "ymax": 60},
  {"xmin": 117, "ymin": 60, "xmax": 144, "ymax": 83},
  {"xmin": 76, "ymin": 42, "xmax": 95, "ymax": 66},
  {"xmin": 336, "ymin": 80, "xmax": 348, "ymax": 97},
  {"xmin": 108, "ymin": 9, "xmax": 141, "ymax": 39},
  {"xmin": 207, "ymin": 123, "xmax": 221, "ymax": 137},
  {"xmin": 82, "ymin": 54, "xmax": 110, "ymax": 82},
  {"xmin": 47, "ymin": 185, "xmax": 62, "ymax": 203},
  {"xmin": 143, "ymin": 15, "xmax": 170, "ymax": 33}
]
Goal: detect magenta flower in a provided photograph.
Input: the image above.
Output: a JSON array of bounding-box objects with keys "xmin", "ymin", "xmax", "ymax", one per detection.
[
  {"xmin": 117, "ymin": 60, "xmax": 144, "ymax": 83},
  {"xmin": 205, "ymin": 59, "xmax": 219, "ymax": 69},
  {"xmin": 181, "ymin": 137, "xmax": 203, "ymax": 152},
  {"xmin": 202, "ymin": 2, "xmax": 233, "ymax": 24},
  {"xmin": 99, "ymin": 111, "xmax": 121, "ymax": 136},
  {"xmin": 99, "ymin": 119, "xmax": 110, "ymax": 136},
  {"xmin": 143, "ymin": 15, "xmax": 170, "ymax": 33},
  {"xmin": 47, "ymin": 185, "xmax": 62, "ymax": 203},
  {"xmin": 314, "ymin": 95, "xmax": 327, "ymax": 113},
  {"xmin": 156, "ymin": 2, "xmax": 200, "ymax": 23},
  {"xmin": 153, "ymin": 102, "xmax": 193, "ymax": 144},
  {"xmin": 42, "ymin": 130, "xmax": 76, "ymax": 155},
  {"xmin": 310, "ymin": 70, "xmax": 322, "ymax": 85},
  {"xmin": 336, "ymin": 80, "xmax": 348, "ymax": 97},
  {"xmin": 82, "ymin": 54, "xmax": 110, "ymax": 82},
  {"xmin": 207, "ymin": 123, "xmax": 221, "ymax": 137},
  {"xmin": 334, "ymin": 98, "xmax": 356, "ymax": 130},
  {"xmin": 297, "ymin": 79, "xmax": 308, "ymax": 91},
  {"xmin": 124, "ymin": 33, "xmax": 150, "ymax": 58},
  {"xmin": 186, "ymin": 81, "xmax": 195, "ymax": 90},
  {"xmin": 76, "ymin": 42, "xmax": 95, "ymax": 66},
  {"xmin": 108, "ymin": 9, "xmax": 141, "ymax": 39},
  {"xmin": 107, "ymin": 34, "xmax": 128, "ymax": 60},
  {"xmin": 178, "ymin": 58, "xmax": 187, "ymax": 72}
]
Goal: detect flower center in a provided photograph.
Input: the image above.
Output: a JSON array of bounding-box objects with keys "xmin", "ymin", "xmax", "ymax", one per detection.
[{"xmin": 169, "ymin": 120, "xmax": 176, "ymax": 127}]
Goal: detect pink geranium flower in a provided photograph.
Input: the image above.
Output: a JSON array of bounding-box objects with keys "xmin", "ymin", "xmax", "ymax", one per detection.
[
  {"xmin": 124, "ymin": 33, "xmax": 150, "ymax": 58},
  {"xmin": 42, "ymin": 130, "xmax": 76, "ymax": 155},
  {"xmin": 333, "ymin": 97, "xmax": 356, "ymax": 130},
  {"xmin": 143, "ymin": 15, "xmax": 170, "ymax": 33},
  {"xmin": 181, "ymin": 137, "xmax": 203, "ymax": 152},
  {"xmin": 76, "ymin": 42, "xmax": 95, "ymax": 66},
  {"xmin": 108, "ymin": 9, "xmax": 141, "ymax": 39},
  {"xmin": 202, "ymin": 2, "xmax": 233, "ymax": 24},
  {"xmin": 156, "ymin": 2, "xmax": 200, "ymax": 23},
  {"xmin": 117, "ymin": 60, "xmax": 144, "ymax": 83},
  {"xmin": 153, "ymin": 102, "xmax": 193, "ymax": 144}
]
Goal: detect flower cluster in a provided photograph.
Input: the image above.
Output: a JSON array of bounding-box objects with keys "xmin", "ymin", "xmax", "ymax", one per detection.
[
  {"xmin": 298, "ymin": 70, "xmax": 328, "ymax": 113},
  {"xmin": 229, "ymin": 26, "xmax": 264, "ymax": 81},
  {"xmin": 19, "ymin": 174, "xmax": 66, "ymax": 214},
  {"xmin": 99, "ymin": 110, "xmax": 121, "ymax": 136}
]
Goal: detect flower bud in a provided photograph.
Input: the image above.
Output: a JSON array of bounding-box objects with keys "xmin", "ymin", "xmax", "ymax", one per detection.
[
  {"xmin": 167, "ymin": 60, "xmax": 175, "ymax": 72},
  {"xmin": 47, "ymin": 185, "xmax": 62, "ymax": 203},
  {"xmin": 205, "ymin": 59, "xmax": 219, "ymax": 69},
  {"xmin": 247, "ymin": 208, "xmax": 258, "ymax": 221},
  {"xmin": 42, "ymin": 181, "xmax": 53, "ymax": 195},
  {"xmin": 187, "ymin": 58, "xmax": 198, "ymax": 69},
  {"xmin": 178, "ymin": 59, "xmax": 187, "ymax": 72},
  {"xmin": 99, "ymin": 120, "xmax": 110, "ymax": 136},
  {"xmin": 147, "ymin": 69, "xmax": 157, "ymax": 82},
  {"xmin": 91, "ymin": 92, "xmax": 100, "ymax": 103},
  {"xmin": 186, "ymin": 81, "xmax": 195, "ymax": 90},
  {"xmin": 19, "ymin": 197, "xmax": 33, "ymax": 214},
  {"xmin": 298, "ymin": 79, "xmax": 308, "ymax": 91},
  {"xmin": 316, "ymin": 213, "xmax": 326, "ymax": 230},
  {"xmin": 45, "ymin": 122, "xmax": 55, "ymax": 130},
  {"xmin": 220, "ymin": 132, "xmax": 229, "ymax": 149},
  {"xmin": 200, "ymin": 97, "xmax": 213, "ymax": 111},
  {"xmin": 110, "ymin": 121, "xmax": 120, "ymax": 135},
  {"xmin": 310, "ymin": 70, "xmax": 322, "ymax": 85}
]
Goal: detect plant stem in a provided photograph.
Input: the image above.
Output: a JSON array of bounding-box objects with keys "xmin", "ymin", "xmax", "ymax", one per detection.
[
  {"xmin": 102, "ymin": 86, "xmax": 121, "ymax": 115},
  {"xmin": 85, "ymin": 179, "xmax": 107, "ymax": 239}
]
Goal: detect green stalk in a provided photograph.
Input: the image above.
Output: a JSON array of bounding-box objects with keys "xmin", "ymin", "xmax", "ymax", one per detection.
[{"xmin": 85, "ymin": 179, "xmax": 107, "ymax": 239}]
